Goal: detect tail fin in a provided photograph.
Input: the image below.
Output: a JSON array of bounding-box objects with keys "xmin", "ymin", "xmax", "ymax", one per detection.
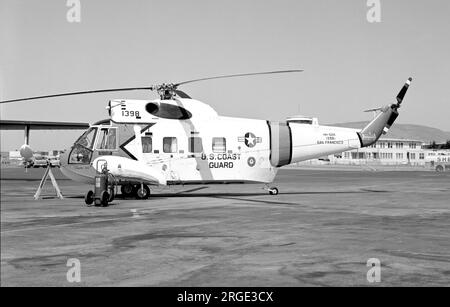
[{"xmin": 358, "ymin": 77, "xmax": 412, "ymax": 147}]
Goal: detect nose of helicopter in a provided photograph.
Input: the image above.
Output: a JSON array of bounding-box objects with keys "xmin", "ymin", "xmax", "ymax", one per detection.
[{"xmin": 58, "ymin": 147, "xmax": 96, "ymax": 184}]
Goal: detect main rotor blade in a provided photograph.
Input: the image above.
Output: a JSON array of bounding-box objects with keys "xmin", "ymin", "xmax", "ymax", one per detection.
[
  {"xmin": 175, "ymin": 69, "xmax": 304, "ymax": 87},
  {"xmin": 0, "ymin": 69, "xmax": 303, "ymax": 103},
  {"xmin": 0, "ymin": 87, "xmax": 154, "ymax": 104}
]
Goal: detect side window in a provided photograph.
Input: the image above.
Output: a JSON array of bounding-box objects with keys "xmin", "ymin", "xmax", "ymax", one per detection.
[
  {"xmin": 97, "ymin": 128, "xmax": 117, "ymax": 150},
  {"xmin": 163, "ymin": 137, "xmax": 177, "ymax": 153},
  {"xmin": 212, "ymin": 137, "xmax": 226, "ymax": 153},
  {"xmin": 107, "ymin": 128, "xmax": 117, "ymax": 149},
  {"xmin": 189, "ymin": 137, "xmax": 203, "ymax": 153},
  {"xmin": 142, "ymin": 136, "xmax": 152, "ymax": 153}
]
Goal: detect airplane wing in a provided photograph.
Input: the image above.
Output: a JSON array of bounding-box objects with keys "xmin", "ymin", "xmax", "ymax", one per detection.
[
  {"xmin": 0, "ymin": 120, "xmax": 90, "ymax": 130},
  {"xmin": 0, "ymin": 120, "xmax": 90, "ymax": 161}
]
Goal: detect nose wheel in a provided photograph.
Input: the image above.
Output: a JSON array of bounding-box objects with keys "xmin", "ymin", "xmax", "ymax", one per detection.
[
  {"xmin": 268, "ymin": 187, "xmax": 279, "ymax": 195},
  {"xmin": 263, "ymin": 185, "xmax": 279, "ymax": 195},
  {"xmin": 136, "ymin": 184, "xmax": 150, "ymax": 199}
]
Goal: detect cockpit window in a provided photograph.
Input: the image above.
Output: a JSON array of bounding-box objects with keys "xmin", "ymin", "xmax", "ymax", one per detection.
[
  {"xmin": 69, "ymin": 145, "xmax": 93, "ymax": 164},
  {"xmin": 96, "ymin": 128, "xmax": 117, "ymax": 150},
  {"xmin": 69, "ymin": 127, "xmax": 97, "ymax": 164},
  {"xmin": 76, "ymin": 127, "xmax": 97, "ymax": 149}
]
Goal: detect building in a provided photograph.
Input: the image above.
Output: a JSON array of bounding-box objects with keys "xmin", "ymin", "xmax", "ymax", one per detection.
[
  {"xmin": 294, "ymin": 137, "xmax": 450, "ymax": 167},
  {"xmin": 331, "ymin": 138, "xmax": 426, "ymax": 166}
]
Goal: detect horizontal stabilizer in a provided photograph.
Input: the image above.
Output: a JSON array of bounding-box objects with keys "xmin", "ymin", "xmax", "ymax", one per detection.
[{"xmin": 363, "ymin": 107, "xmax": 383, "ymax": 113}]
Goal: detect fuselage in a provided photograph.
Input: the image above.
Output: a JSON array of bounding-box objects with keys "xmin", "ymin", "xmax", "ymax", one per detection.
[{"xmin": 59, "ymin": 98, "xmax": 363, "ymax": 186}]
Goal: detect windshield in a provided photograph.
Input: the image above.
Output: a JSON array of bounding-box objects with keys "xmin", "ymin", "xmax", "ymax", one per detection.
[{"xmin": 76, "ymin": 127, "xmax": 97, "ymax": 149}]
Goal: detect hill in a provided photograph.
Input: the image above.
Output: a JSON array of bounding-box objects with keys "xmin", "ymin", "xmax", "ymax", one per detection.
[{"xmin": 330, "ymin": 122, "xmax": 450, "ymax": 143}]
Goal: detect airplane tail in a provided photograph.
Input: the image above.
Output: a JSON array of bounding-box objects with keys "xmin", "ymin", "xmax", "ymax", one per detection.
[{"xmin": 358, "ymin": 77, "xmax": 412, "ymax": 147}]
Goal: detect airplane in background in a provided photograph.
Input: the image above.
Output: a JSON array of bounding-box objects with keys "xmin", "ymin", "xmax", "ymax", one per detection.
[{"xmin": 0, "ymin": 70, "xmax": 413, "ymax": 205}]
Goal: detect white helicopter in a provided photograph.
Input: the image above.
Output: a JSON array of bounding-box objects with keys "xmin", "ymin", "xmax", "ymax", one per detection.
[{"xmin": 0, "ymin": 70, "xmax": 412, "ymax": 204}]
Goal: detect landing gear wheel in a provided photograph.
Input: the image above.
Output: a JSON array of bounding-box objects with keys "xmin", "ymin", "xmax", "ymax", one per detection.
[
  {"xmin": 85, "ymin": 190, "xmax": 94, "ymax": 206},
  {"xmin": 136, "ymin": 184, "xmax": 150, "ymax": 200},
  {"xmin": 100, "ymin": 191, "xmax": 110, "ymax": 207},
  {"xmin": 121, "ymin": 184, "xmax": 135, "ymax": 197},
  {"xmin": 268, "ymin": 187, "xmax": 279, "ymax": 195}
]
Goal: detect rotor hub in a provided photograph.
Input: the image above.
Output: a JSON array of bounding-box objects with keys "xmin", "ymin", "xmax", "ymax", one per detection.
[{"xmin": 153, "ymin": 83, "xmax": 178, "ymax": 100}]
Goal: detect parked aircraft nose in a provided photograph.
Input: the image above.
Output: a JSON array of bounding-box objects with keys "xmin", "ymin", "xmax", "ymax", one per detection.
[{"xmin": 19, "ymin": 144, "xmax": 34, "ymax": 161}]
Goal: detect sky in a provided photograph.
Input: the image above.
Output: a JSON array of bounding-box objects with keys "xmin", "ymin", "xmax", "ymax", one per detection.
[{"xmin": 1, "ymin": 0, "xmax": 449, "ymax": 151}]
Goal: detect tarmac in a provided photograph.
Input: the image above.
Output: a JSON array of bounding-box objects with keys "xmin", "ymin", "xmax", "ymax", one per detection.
[{"xmin": 1, "ymin": 167, "xmax": 449, "ymax": 286}]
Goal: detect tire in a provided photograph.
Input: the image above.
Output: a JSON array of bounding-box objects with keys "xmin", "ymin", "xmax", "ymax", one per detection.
[
  {"xmin": 269, "ymin": 187, "xmax": 279, "ymax": 195},
  {"xmin": 436, "ymin": 165, "xmax": 444, "ymax": 172},
  {"xmin": 100, "ymin": 191, "xmax": 110, "ymax": 207},
  {"xmin": 121, "ymin": 184, "xmax": 135, "ymax": 197},
  {"xmin": 136, "ymin": 184, "xmax": 150, "ymax": 200},
  {"xmin": 85, "ymin": 190, "xmax": 94, "ymax": 206}
]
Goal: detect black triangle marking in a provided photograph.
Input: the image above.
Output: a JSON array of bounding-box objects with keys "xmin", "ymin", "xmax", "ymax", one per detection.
[{"xmin": 119, "ymin": 124, "xmax": 155, "ymax": 160}]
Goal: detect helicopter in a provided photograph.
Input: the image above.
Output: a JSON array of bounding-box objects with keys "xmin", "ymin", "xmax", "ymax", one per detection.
[{"xmin": 0, "ymin": 70, "xmax": 412, "ymax": 203}]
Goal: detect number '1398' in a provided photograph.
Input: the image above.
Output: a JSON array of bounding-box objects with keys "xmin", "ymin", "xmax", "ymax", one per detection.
[{"xmin": 122, "ymin": 110, "xmax": 140, "ymax": 117}]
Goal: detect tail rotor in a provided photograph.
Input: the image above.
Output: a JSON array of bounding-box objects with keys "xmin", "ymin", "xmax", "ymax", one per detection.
[{"xmin": 395, "ymin": 77, "xmax": 413, "ymax": 108}]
